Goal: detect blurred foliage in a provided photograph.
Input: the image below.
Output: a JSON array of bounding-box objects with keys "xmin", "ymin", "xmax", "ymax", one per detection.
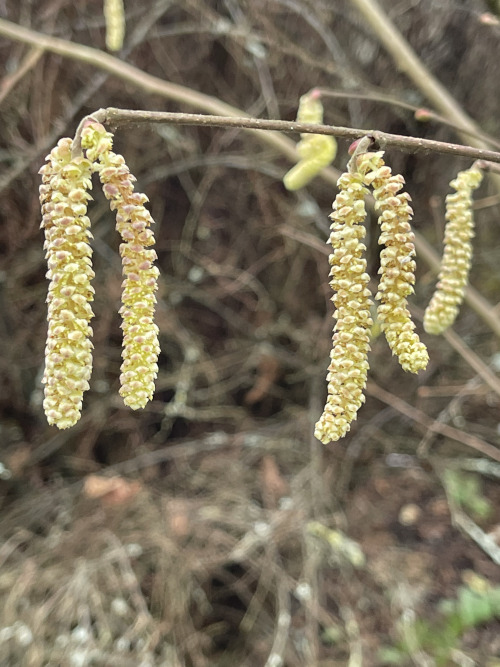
[
  {"xmin": 380, "ymin": 577, "xmax": 500, "ymax": 666},
  {"xmin": 444, "ymin": 470, "xmax": 492, "ymax": 520}
]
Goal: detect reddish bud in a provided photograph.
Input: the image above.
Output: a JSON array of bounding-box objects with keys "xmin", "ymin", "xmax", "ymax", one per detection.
[{"xmin": 414, "ymin": 108, "xmax": 432, "ymax": 122}]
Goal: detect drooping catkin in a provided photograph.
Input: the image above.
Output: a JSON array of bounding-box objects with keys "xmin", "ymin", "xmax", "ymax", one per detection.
[
  {"xmin": 103, "ymin": 0, "xmax": 125, "ymax": 51},
  {"xmin": 283, "ymin": 89, "xmax": 337, "ymax": 191},
  {"xmin": 40, "ymin": 138, "xmax": 95, "ymax": 429},
  {"xmin": 357, "ymin": 151, "xmax": 429, "ymax": 374},
  {"xmin": 423, "ymin": 167, "xmax": 483, "ymax": 335},
  {"xmin": 314, "ymin": 171, "xmax": 373, "ymax": 444},
  {"xmin": 81, "ymin": 122, "xmax": 160, "ymax": 410}
]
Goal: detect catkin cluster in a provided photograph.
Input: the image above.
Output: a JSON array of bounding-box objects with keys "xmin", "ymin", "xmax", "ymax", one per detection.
[
  {"xmin": 315, "ymin": 149, "xmax": 429, "ymax": 444},
  {"xmin": 423, "ymin": 167, "xmax": 483, "ymax": 335},
  {"xmin": 40, "ymin": 123, "xmax": 160, "ymax": 428}
]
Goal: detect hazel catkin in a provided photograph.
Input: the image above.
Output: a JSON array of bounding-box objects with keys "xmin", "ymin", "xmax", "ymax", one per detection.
[
  {"xmin": 40, "ymin": 138, "xmax": 95, "ymax": 429},
  {"xmin": 423, "ymin": 167, "xmax": 483, "ymax": 335},
  {"xmin": 357, "ymin": 151, "xmax": 428, "ymax": 374},
  {"xmin": 314, "ymin": 170, "xmax": 373, "ymax": 444},
  {"xmin": 283, "ymin": 89, "xmax": 337, "ymax": 191},
  {"xmin": 81, "ymin": 122, "xmax": 160, "ymax": 410}
]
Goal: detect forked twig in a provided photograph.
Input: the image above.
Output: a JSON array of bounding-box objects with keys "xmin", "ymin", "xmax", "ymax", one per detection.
[{"xmin": 366, "ymin": 382, "xmax": 500, "ymax": 463}]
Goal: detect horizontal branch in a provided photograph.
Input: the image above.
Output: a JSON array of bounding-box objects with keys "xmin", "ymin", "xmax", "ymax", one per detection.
[
  {"xmin": 93, "ymin": 107, "xmax": 500, "ymax": 165},
  {"xmin": 2, "ymin": 16, "xmax": 499, "ymax": 166},
  {"xmin": 3, "ymin": 17, "xmax": 500, "ymax": 342}
]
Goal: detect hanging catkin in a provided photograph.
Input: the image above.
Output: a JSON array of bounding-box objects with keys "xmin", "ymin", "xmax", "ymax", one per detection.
[
  {"xmin": 40, "ymin": 139, "xmax": 95, "ymax": 429},
  {"xmin": 283, "ymin": 89, "xmax": 337, "ymax": 191},
  {"xmin": 103, "ymin": 0, "xmax": 125, "ymax": 51},
  {"xmin": 424, "ymin": 167, "xmax": 483, "ymax": 335},
  {"xmin": 314, "ymin": 170, "xmax": 373, "ymax": 443},
  {"xmin": 357, "ymin": 151, "xmax": 429, "ymax": 374},
  {"xmin": 81, "ymin": 122, "xmax": 160, "ymax": 410}
]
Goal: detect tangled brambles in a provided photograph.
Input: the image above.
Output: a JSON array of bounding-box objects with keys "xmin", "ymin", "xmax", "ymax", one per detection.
[
  {"xmin": 40, "ymin": 123, "xmax": 160, "ymax": 428},
  {"xmin": 314, "ymin": 171, "xmax": 373, "ymax": 444},
  {"xmin": 39, "ymin": 139, "xmax": 95, "ymax": 429},
  {"xmin": 358, "ymin": 151, "xmax": 429, "ymax": 374},
  {"xmin": 283, "ymin": 89, "xmax": 337, "ymax": 191},
  {"xmin": 424, "ymin": 167, "xmax": 483, "ymax": 335},
  {"xmin": 82, "ymin": 122, "xmax": 160, "ymax": 410}
]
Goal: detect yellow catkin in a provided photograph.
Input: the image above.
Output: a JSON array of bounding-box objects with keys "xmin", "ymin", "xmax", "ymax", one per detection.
[
  {"xmin": 283, "ymin": 89, "xmax": 337, "ymax": 191},
  {"xmin": 423, "ymin": 167, "xmax": 483, "ymax": 335},
  {"xmin": 314, "ymin": 171, "xmax": 373, "ymax": 444},
  {"xmin": 39, "ymin": 138, "xmax": 95, "ymax": 429},
  {"xmin": 82, "ymin": 122, "xmax": 160, "ymax": 410},
  {"xmin": 358, "ymin": 152, "xmax": 428, "ymax": 374},
  {"xmin": 103, "ymin": 0, "xmax": 125, "ymax": 51}
]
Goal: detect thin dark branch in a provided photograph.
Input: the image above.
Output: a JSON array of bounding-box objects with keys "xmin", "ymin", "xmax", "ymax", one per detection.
[
  {"xmin": 93, "ymin": 107, "xmax": 500, "ymax": 165},
  {"xmin": 2, "ymin": 16, "xmax": 499, "ymax": 165},
  {"xmin": 316, "ymin": 87, "xmax": 500, "ymax": 151}
]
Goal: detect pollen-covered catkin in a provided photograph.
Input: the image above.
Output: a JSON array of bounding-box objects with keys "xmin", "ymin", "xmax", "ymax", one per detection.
[
  {"xmin": 82, "ymin": 122, "xmax": 160, "ymax": 410},
  {"xmin": 314, "ymin": 171, "xmax": 373, "ymax": 444},
  {"xmin": 103, "ymin": 0, "xmax": 125, "ymax": 51},
  {"xmin": 358, "ymin": 152, "xmax": 428, "ymax": 374},
  {"xmin": 423, "ymin": 167, "xmax": 483, "ymax": 335},
  {"xmin": 40, "ymin": 138, "xmax": 95, "ymax": 429},
  {"xmin": 283, "ymin": 89, "xmax": 337, "ymax": 191}
]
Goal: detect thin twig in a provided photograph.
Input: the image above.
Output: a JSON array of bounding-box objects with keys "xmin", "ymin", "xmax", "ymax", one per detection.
[
  {"xmin": 264, "ymin": 579, "xmax": 291, "ymax": 667},
  {"xmin": 351, "ymin": 0, "xmax": 487, "ymax": 149},
  {"xmin": 365, "ymin": 381, "xmax": 500, "ymax": 463},
  {"xmin": 2, "ymin": 16, "xmax": 500, "ymax": 341},
  {"xmin": 92, "ymin": 107, "xmax": 500, "ymax": 164},
  {"xmin": 351, "ymin": 0, "xmax": 500, "ymax": 198},
  {"xmin": 316, "ymin": 87, "xmax": 500, "ymax": 151},
  {"xmin": 450, "ymin": 510, "xmax": 500, "ymax": 566},
  {"xmin": 0, "ymin": 46, "xmax": 43, "ymax": 105},
  {"xmin": 441, "ymin": 328, "xmax": 500, "ymax": 397},
  {"xmin": 2, "ymin": 17, "xmax": 500, "ymax": 166}
]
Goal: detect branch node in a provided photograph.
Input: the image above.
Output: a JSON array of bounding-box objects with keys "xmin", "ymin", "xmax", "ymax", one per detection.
[
  {"xmin": 72, "ymin": 109, "xmax": 108, "ymax": 158},
  {"xmin": 347, "ymin": 135, "xmax": 375, "ymax": 172},
  {"xmin": 370, "ymin": 130, "xmax": 386, "ymax": 151}
]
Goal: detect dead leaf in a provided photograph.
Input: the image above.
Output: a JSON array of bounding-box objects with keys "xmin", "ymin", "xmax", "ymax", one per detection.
[
  {"xmin": 260, "ymin": 455, "xmax": 289, "ymax": 508},
  {"xmin": 244, "ymin": 354, "xmax": 280, "ymax": 405},
  {"xmin": 165, "ymin": 499, "xmax": 191, "ymax": 537},
  {"xmin": 83, "ymin": 474, "xmax": 142, "ymax": 506},
  {"xmin": 5, "ymin": 444, "xmax": 31, "ymax": 477}
]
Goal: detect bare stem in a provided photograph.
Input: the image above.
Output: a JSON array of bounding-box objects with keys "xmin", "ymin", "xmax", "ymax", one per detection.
[
  {"xmin": 2, "ymin": 16, "xmax": 500, "ymax": 340},
  {"xmin": 351, "ymin": 0, "xmax": 500, "ymax": 197},
  {"xmin": 316, "ymin": 87, "xmax": 500, "ymax": 151},
  {"xmin": 366, "ymin": 381, "xmax": 500, "ymax": 463},
  {"xmin": 351, "ymin": 0, "xmax": 486, "ymax": 149},
  {"xmin": 2, "ymin": 16, "xmax": 500, "ymax": 165},
  {"xmin": 79, "ymin": 107, "xmax": 500, "ymax": 165}
]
